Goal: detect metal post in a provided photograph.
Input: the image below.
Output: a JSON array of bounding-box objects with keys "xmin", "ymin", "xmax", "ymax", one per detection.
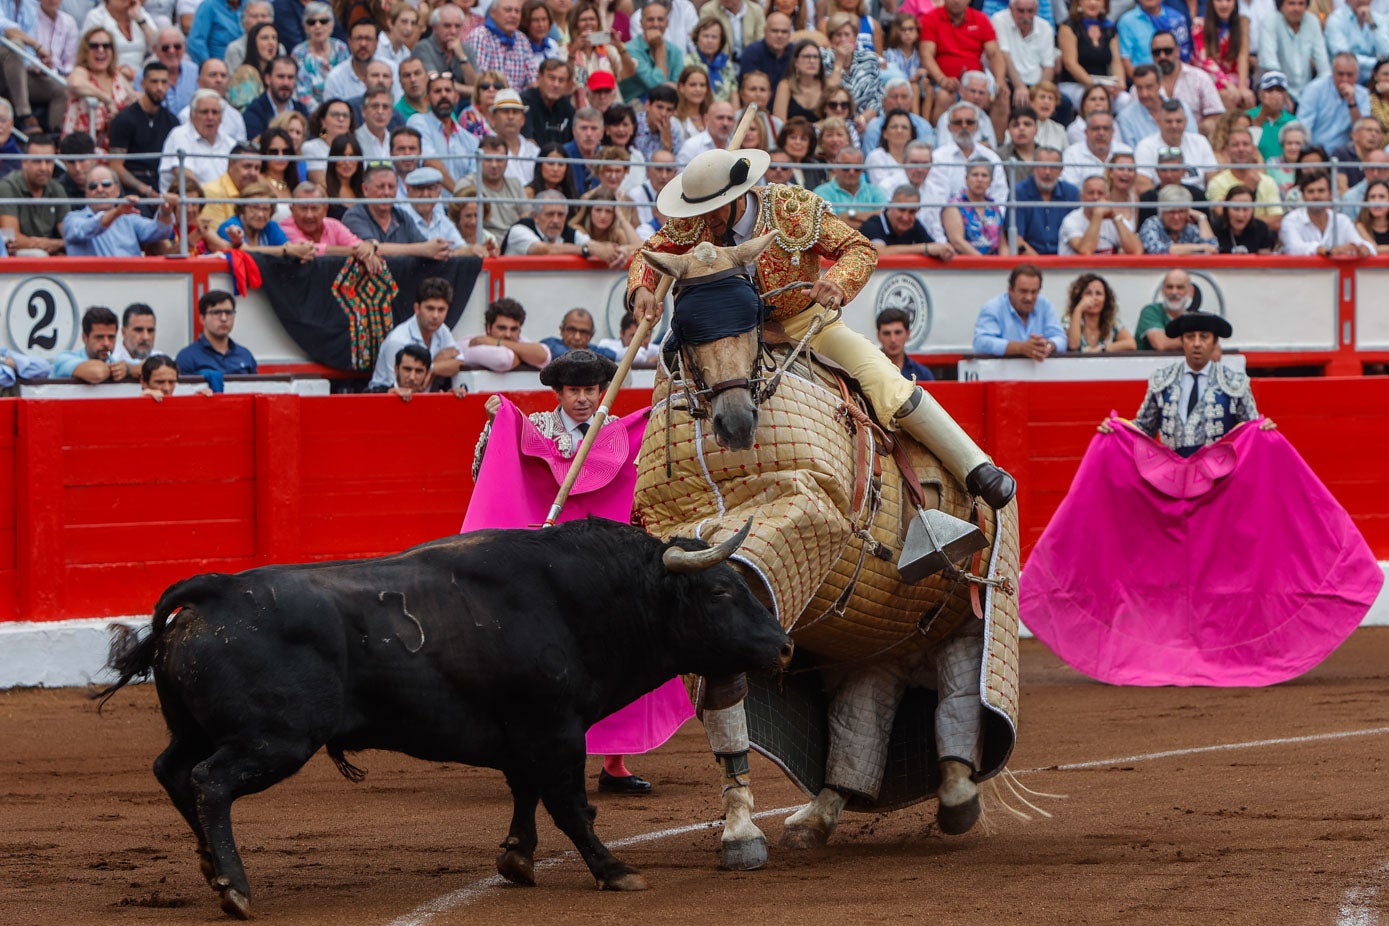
[
  {"xmin": 473, "ymin": 175, "xmax": 484, "ymax": 247},
  {"xmin": 1006, "ymin": 158, "xmax": 1018, "ymax": 253},
  {"xmin": 176, "ymin": 150, "xmax": 188, "ymax": 258},
  {"xmin": 1330, "ymin": 158, "xmax": 1340, "ymax": 249}
]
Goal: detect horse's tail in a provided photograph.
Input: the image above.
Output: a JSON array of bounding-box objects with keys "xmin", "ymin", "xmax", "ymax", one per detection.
[{"xmin": 90, "ymin": 573, "xmax": 235, "ymax": 709}]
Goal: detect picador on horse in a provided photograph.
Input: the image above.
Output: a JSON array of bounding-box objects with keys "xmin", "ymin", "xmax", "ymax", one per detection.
[{"xmin": 626, "ymin": 146, "xmax": 1028, "ymax": 868}]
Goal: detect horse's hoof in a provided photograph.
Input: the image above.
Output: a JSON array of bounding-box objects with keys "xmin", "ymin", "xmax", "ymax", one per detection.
[
  {"xmin": 599, "ymin": 871, "xmax": 649, "ymax": 891},
  {"xmin": 496, "ymin": 848, "xmax": 536, "ymax": 886},
  {"xmin": 937, "ymin": 795, "xmax": 981, "ymax": 836},
  {"xmin": 720, "ymin": 836, "xmax": 768, "ymax": 870},
  {"xmin": 217, "ymin": 884, "xmax": 252, "ymax": 920},
  {"xmin": 780, "ymin": 822, "xmax": 829, "ymax": 850}
]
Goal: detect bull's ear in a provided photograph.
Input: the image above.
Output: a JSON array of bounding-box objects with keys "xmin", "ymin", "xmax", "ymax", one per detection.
[
  {"xmin": 642, "ymin": 249, "xmax": 692, "ymax": 279},
  {"xmin": 727, "ymin": 232, "xmax": 777, "ymax": 268}
]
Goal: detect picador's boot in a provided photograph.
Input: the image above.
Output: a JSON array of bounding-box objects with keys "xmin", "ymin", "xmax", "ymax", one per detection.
[{"xmin": 894, "ymin": 386, "xmax": 1016, "ymax": 510}]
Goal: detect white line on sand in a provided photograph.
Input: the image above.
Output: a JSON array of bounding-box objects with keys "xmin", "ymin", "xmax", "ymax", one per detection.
[
  {"xmin": 1338, "ymin": 862, "xmax": 1389, "ymax": 926},
  {"xmin": 390, "ymin": 724, "xmax": 1389, "ymax": 926}
]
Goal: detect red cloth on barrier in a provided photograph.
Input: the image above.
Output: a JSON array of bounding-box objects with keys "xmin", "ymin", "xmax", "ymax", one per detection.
[
  {"xmin": 1020, "ymin": 419, "xmax": 1383, "ymax": 687},
  {"xmin": 460, "ymin": 397, "xmax": 694, "ymax": 753}
]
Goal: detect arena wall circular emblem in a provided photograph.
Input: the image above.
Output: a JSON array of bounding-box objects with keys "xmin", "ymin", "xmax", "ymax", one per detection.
[
  {"xmin": 873, "ymin": 272, "xmax": 933, "ymax": 350},
  {"xmin": 5, "ymin": 276, "xmax": 79, "ymax": 359},
  {"xmin": 605, "ymin": 276, "xmax": 668, "ymax": 345}
]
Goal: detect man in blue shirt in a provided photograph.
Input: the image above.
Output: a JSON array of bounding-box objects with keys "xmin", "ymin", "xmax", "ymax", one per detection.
[
  {"xmin": 61, "ymin": 166, "xmax": 178, "ymax": 257},
  {"xmin": 176, "ymin": 290, "xmax": 259, "ymax": 376},
  {"xmin": 1298, "ymin": 52, "xmax": 1372, "ymax": 151},
  {"xmin": 876, "ymin": 308, "xmax": 934, "ymax": 382},
  {"xmin": 1118, "ymin": 0, "xmax": 1192, "ymax": 69},
  {"xmin": 1013, "ymin": 146, "xmax": 1079, "ymax": 255},
  {"xmin": 972, "ymin": 263, "xmax": 1067, "ymax": 357},
  {"xmin": 188, "ymin": 0, "xmax": 245, "ymax": 65},
  {"xmin": 51, "ymin": 306, "xmax": 127, "ymax": 383},
  {"xmin": 738, "ymin": 10, "xmax": 792, "ymax": 92}
]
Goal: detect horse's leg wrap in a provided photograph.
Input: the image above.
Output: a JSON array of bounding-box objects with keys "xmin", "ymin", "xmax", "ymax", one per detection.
[
  {"xmin": 822, "ymin": 661, "xmax": 909, "ymax": 800},
  {"xmin": 704, "ymin": 703, "xmax": 766, "ymax": 870},
  {"xmin": 893, "ymin": 385, "xmax": 991, "ymax": 486},
  {"xmin": 930, "ymin": 619, "xmax": 985, "ymax": 769}
]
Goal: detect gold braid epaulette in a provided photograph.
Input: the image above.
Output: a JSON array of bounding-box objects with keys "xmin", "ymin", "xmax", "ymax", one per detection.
[
  {"xmin": 757, "ymin": 184, "xmax": 829, "ymax": 267},
  {"xmin": 661, "ymin": 215, "xmax": 707, "ymax": 245}
]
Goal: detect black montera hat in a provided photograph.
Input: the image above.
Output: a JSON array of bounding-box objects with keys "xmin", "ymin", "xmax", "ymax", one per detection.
[
  {"xmin": 538, "ymin": 348, "xmax": 618, "ymax": 389},
  {"xmin": 1165, "ymin": 308, "xmax": 1233, "ymax": 339}
]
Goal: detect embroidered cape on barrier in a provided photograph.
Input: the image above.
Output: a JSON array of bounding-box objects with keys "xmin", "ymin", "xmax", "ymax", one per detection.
[{"xmin": 1020, "ymin": 419, "xmax": 1382, "ymax": 687}]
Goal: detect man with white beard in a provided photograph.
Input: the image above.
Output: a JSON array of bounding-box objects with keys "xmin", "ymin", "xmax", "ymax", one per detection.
[
  {"xmin": 919, "ymin": 102, "xmax": 1005, "ymax": 242},
  {"xmin": 1133, "ymin": 268, "xmax": 1202, "ymax": 350}
]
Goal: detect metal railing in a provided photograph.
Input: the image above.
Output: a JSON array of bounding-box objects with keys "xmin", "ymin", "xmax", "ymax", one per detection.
[{"xmin": 0, "ymin": 147, "xmax": 1378, "ymax": 258}]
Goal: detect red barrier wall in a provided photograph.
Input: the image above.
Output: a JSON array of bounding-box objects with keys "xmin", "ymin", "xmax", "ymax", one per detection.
[{"xmin": 0, "ymin": 377, "xmax": 1384, "ymax": 623}]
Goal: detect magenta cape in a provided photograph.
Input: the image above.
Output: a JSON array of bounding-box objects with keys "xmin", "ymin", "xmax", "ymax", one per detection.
[
  {"xmin": 461, "ymin": 398, "xmax": 694, "ymax": 753},
  {"xmin": 1020, "ymin": 419, "xmax": 1382, "ymax": 687}
]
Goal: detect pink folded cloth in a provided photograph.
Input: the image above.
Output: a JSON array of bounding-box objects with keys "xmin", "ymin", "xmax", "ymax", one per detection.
[{"xmin": 1020, "ymin": 418, "xmax": 1383, "ymax": 687}]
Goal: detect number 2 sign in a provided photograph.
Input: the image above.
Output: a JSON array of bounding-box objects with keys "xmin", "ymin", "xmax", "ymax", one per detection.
[{"xmin": 4, "ymin": 276, "xmax": 79, "ymax": 359}]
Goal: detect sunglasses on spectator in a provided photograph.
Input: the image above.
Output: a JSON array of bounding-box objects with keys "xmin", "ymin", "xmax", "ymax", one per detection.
[
  {"xmin": 87, "ymin": 178, "xmax": 116, "ymax": 190},
  {"xmin": 88, "ymin": 41, "xmax": 112, "ymax": 49},
  {"xmin": 950, "ymin": 118, "xmax": 977, "ymax": 127},
  {"xmin": 365, "ymin": 160, "xmax": 393, "ymax": 169},
  {"xmin": 826, "ymin": 100, "xmax": 850, "ymax": 110},
  {"xmin": 306, "ymin": 17, "xmax": 331, "ymax": 24},
  {"xmin": 266, "ymin": 146, "xmax": 290, "ymax": 154},
  {"xmin": 429, "ymin": 70, "xmax": 454, "ymax": 81},
  {"xmin": 1152, "ymin": 45, "xmax": 1177, "ymax": 56},
  {"xmin": 160, "ymin": 42, "xmax": 184, "ymax": 51},
  {"xmin": 562, "ymin": 325, "xmax": 594, "ymax": 335},
  {"xmin": 477, "ymin": 81, "xmax": 503, "ymax": 91}
]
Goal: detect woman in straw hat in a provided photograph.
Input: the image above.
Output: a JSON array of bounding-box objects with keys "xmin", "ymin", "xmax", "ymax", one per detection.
[{"xmin": 627, "ymin": 147, "xmax": 1017, "ymax": 510}]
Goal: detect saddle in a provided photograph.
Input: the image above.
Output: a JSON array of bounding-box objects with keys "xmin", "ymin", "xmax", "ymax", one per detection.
[{"xmin": 635, "ymin": 335, "xmax": 1012, "ymax": 665}]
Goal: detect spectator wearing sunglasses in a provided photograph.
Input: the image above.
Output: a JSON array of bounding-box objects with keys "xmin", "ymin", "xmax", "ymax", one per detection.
[
  {"xmin": 152, "ymin": 26, "xmax": 200, "ymax": 115},
  {"xmin": 62, "ymin": 165, "xmax": 180, "ymax": 256},
  {"xmin": 291, "ymin": 1, "xmax": 349, "ymax": 108}
]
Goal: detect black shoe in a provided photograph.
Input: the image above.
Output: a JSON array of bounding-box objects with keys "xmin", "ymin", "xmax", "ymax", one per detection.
[
  {"xmin": 965, "ymin": 463, "xmax": 1016, "ymax": 509},
  {"xmin": 598, "ymin": 770, "xmax": 653, "ymax": 794}
]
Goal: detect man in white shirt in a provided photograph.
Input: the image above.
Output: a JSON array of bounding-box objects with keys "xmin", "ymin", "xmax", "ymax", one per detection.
[
  {"xmin": 1058, "ymin": 174, "xmax": 1143, "ymax": 254},
  {"xmin": 931, "ymin": 73, "xmax": 999, "ymax": 147},
  {"xmin": 324, "ymin": 19, "xmax": 381, "ymax": 102},
  {"xmin": 921, "ymin": 103, "xmax": 1005, "ymax": 240},
  {"xmin": 367, "ymin": 275, "xmax": 460, "ymax": 390},
  {"xmin": 1279, "ymin": 170, "xmax": 1375, "ymax": 255},
  {"xmin": 990, "ymin": 0, "xmax": 1056, "ymax": 89},
  {"xmin": 177, "ymin": 57, "xmax": 246, "ymax": 142},
  {"xmin": 354, "ymin": 87, "xmax": 394, "ymax": 159},
  {"xmin": 160, "ymin": 88, "xmax": 236, "ymax": 192},
  {"xmin": 676, "ymin": 100, "xmax": 736, "ymax": 163},
  {"xmin": 1133, "ymin": 98, "xmax": 1216, "ymax": 187},
  {"xmin": 501, "ymin": 190, "xmax": 624, "ymax": 265},
  {"xmin": 1061, "ymin": 110, "xmax": 1131, "ymax": 187}
]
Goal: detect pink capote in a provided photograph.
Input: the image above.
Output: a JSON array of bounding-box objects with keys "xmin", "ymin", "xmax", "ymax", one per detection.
[
  {"xmin": 461, "ymin": 397, "xmax": 695, "ymax": 753},
  {"xmin": 1020, "ymin": 418, "xmax": 1383, "ymax": 687}
]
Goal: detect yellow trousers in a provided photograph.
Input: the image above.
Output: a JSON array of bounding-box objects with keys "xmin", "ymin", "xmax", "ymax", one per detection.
[{"xmin": 781, "ymin": 307, "xmax": 918, "ymax": 424}]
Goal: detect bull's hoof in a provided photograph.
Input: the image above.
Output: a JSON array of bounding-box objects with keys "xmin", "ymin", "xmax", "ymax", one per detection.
[
  {"xmin": 720, "ymin": 836, "xmax": 768, "ymax": 870},
  {"xmin": 937, "ymin": 795, "xmax": 981, "ymax": 836},
  {"xmin": 598, "ymin": 871, "xmax": 649, "ymax": 891},
  {"xmin": 213, "ymin": 879, "xmax": 252, "ymax": 920},
  {"xmin": 496, "ymin": 848, "xmax": 536, "ymax": 886},
  {"xmin": 197, "ymin": 849, "xmax": 216, "ymax": 887},
  {"xmin": 780, "ymin": 822, "xmax": 829, "ymax": 850}
]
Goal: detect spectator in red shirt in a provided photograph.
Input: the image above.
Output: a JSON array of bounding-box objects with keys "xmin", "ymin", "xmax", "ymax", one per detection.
[{"xmin": 918, "ymin": 0, "xmax": 1010, "ymax": 133}]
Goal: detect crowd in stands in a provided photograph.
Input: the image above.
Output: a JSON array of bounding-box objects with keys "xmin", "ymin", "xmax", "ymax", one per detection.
[{"xmin": 0, "ymin": 0, "xmax": 1386, "ymax": 263}]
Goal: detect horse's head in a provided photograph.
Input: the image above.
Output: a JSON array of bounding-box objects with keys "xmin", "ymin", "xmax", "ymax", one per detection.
[{"xmin": 646, "ymin": 232, "xmax": 777, "ymax": 450}]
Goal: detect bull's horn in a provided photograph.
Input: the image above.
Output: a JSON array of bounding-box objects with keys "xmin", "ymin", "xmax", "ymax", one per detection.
[{"xmin": 663, "ymin": 518, "xmax": 754, "ymax": 573}]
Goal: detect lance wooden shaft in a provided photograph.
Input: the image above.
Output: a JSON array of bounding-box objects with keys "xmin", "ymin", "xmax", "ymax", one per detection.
[{"xmin": 542, "ymin": 105, "xmax": 761, "ymax": 527}]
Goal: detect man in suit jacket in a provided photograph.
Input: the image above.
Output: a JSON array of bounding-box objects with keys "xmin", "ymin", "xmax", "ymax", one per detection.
[{"xmin": 242, "ymin": 55, "xmax": 308, "ymax": 143}]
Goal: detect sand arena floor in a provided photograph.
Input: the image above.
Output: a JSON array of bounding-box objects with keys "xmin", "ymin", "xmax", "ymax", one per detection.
[{"xmin": 4, "ymin": 632, "xmax": 1388, "ymax": 926}]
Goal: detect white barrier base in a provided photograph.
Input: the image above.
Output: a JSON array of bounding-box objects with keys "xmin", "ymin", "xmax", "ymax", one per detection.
[{"xmin": 5, "ymin": 564, "xmax": 1388, "ymax": 690}]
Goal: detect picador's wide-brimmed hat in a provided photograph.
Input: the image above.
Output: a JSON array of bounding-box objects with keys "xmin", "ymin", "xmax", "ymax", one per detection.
[
  {"xmin": 539, "ymin": 349, "xmax": 618, "ymax": 389},
  {"xmin": 1165, "ymin": 308, "xmax": 1233, "ymax": 339},
  {"xmin": 658, "ymin": 148, "xmax": 772, "ymax": 219}
]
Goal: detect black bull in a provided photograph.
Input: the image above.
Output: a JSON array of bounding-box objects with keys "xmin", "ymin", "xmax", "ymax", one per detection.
[{"xmin": 97, "ymin": 518, "xmax": 792, "ymax": 920}]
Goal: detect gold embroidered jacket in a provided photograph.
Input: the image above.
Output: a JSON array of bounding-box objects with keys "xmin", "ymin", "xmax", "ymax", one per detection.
[{"xmin": 626, "ymin": 184, "xmax": 878, "ymax": 321}]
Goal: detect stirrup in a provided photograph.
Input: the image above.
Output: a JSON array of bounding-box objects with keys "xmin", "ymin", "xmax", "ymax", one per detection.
[{"xmin": 897, "ymin": 507, "xmax": 988, "ymax": 583}]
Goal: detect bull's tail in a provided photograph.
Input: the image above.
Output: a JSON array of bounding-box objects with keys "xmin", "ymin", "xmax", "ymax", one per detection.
[{"xmin": 91, "ymin": 573, "xmax": 237, "ymax": 709}]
